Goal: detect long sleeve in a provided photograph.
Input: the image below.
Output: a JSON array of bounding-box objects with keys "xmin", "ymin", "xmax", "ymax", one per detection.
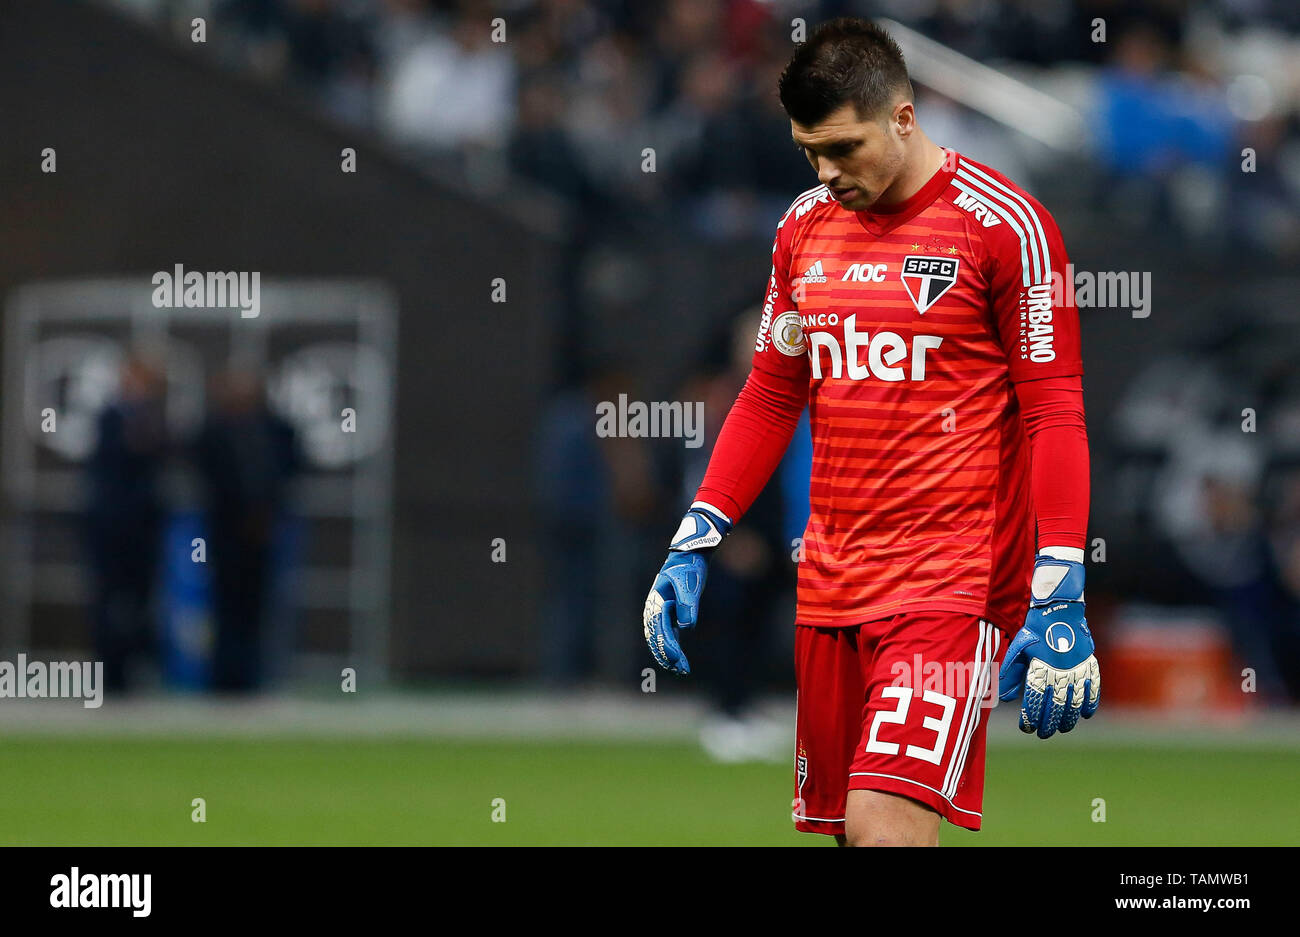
[
  {"xmin": 696, "ymin": 364, "xmax": 808, "ymax": 521},
  {"xmin": 694, "ymin": 209, "xmax": 811, "ymax": 521},
  {"xmin": 1014, "ymin": 374, "xmax": 1090, "ymax": 550}
]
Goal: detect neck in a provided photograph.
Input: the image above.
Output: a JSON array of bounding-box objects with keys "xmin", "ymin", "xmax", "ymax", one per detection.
[{"xmin": 874, "ymin": 131, "xmax": 947, "ymax": 207}]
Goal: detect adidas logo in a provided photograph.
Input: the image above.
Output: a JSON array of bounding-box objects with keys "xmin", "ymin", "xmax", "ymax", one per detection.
[{"xmin": 800, "ymin": 260, "xmax": 827, "ymax": 283}]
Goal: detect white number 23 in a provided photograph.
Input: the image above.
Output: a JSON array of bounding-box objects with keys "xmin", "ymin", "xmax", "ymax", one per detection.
[{"xmin": 864, "ymin": 686, "xmax": 957, "ymax": 765}]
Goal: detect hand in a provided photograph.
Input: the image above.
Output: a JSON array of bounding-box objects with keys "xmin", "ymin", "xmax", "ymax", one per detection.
[
  {"xmin": 998, "ymin": 553, "xmax": 1100, "ymax": 738},
  {"xmin": 642, "ymin": 504, "xmax": 731, "ymax": 674}
]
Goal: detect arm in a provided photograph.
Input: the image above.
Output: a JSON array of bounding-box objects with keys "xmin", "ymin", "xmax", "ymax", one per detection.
[
  {"xmin": 695, "ymin": 364, "xmax": 808, "ymax": 524},
  {"xmin": 643, "ymin": 221, "xmax": 810, "ymax": 673},
  {"xmin": 1015, "ymin": 373, "xmax": 1089, "ymax": 560},
  {"xmin": 982, "ymin": 189, "xmax": 1100, "ymax": 736}
]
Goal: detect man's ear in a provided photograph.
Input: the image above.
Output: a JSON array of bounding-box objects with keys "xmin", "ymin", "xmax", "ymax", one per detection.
[{"xmin": 892, "ymin": 100, "xmax": 917, "ymax": 138}]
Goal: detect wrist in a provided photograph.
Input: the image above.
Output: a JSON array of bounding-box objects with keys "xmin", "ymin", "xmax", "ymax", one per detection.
[
  {"xmin": 1030, "ymin": 549, "xmax": 1085, "ymax": 605},
  {"xmin": 668, "ymin": 502, "xmax": 733, "ymax": 552}
]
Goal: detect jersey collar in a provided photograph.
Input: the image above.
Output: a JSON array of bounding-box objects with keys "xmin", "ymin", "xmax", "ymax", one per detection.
[{"xmin": 851, "ymin": 148, "xmax": 957, "ymax": 236}]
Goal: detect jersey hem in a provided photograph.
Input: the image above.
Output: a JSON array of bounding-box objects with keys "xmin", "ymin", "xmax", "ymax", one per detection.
[{"xmin": 795, "ymin": 596, "xmax": 1005, "ymax": 629}]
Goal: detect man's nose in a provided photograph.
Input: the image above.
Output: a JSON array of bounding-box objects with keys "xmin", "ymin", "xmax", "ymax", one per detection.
[{"xmin": 816, "ymin": 159, "xmax": 840, "ymax": 186}]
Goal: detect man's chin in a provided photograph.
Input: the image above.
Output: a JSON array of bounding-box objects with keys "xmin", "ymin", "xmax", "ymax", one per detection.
[{"xmin": 832, "ymin": 188, "xmax": 873, "ymax": 211}]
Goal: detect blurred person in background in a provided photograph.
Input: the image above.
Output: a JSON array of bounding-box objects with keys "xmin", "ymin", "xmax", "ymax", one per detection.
[
  {"xmin": 680, "ymin": 308, "xmax": 793, "ymax": 761},
  {"xmin": 1156, "ymin": 434, "xmax": 1291, "ymax": 702},
  {"xmin": 1093, "ymin": 20, "xmax": 1235, "ymax": 237},
  {"xmin": 379, "ymin": 0, "xmax": 516, "ymax": 158},
  {"xmin": 1267, "ymin": 466, "xmax": 1300, "ymax": 699},
  {"xmin": 85, "ymin": 353, "xmax": 169, "ymax": 693},
  {"xmin": 194, "ymin": 369, "xmax": 301, "ymax": 693},
  {"xmin": 536, "ymin": 359, "xmax": 664, "ymax": 686}
]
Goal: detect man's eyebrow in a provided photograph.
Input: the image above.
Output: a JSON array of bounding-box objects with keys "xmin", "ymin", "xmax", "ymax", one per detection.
[{"xmin": 794, "ymin": 137, "xmax": 858, "ymax": 151}]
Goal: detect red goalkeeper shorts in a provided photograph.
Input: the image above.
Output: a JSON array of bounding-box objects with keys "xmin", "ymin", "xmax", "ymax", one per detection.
[{"xmin": 792, "ymin": 611, "xmax": 1006, "ymax": 835}]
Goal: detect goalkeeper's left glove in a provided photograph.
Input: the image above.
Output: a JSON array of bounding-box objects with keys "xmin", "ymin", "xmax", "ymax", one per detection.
[
  {"xmin": 998, "ymin": 549, "xmax": 1101, "ymax": 738},
  {"xmin": 641, "ymin": 502, "xmax": 732, "ymax": 675}
]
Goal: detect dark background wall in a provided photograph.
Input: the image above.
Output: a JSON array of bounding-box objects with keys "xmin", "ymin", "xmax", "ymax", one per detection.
[{"xmin": 0, "ymin": 0, "xmax": 568, "ymax": 675}]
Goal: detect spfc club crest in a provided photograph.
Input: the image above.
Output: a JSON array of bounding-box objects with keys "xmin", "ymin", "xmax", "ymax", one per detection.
[{"xmin": 901, "ymin": 255, "xmax": 959, "ymax": 314}]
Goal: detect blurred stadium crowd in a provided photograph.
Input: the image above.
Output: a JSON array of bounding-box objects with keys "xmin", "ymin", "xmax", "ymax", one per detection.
[
  {"xmin": 91, "ymin": 0, "xmax": 1300, "ymax": 721},
  {"xmin": 109, "ymin": 0, "xmax": 1300, "ymax": 253}
]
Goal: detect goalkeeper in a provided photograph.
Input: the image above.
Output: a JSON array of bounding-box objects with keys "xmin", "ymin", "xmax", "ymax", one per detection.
[{"xmin": 641, "ymin": 18, "xmax": 1099, "ymax": 846}]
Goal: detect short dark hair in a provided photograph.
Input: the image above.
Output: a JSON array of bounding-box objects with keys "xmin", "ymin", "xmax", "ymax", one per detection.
[{"xmin": 778, "ymin": 18, "xmax": 913, "ymax": 126}]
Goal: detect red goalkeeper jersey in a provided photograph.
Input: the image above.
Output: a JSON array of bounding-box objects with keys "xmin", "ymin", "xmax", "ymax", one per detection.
[{"xmin": 698, "ymin": 150, "xmax": 1085, "ymax": 634}]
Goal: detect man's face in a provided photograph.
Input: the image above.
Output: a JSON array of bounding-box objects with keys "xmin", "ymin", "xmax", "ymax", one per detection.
[{"xmin": 790, "ymin": 102, "xmax": 907, "ymax": 211}]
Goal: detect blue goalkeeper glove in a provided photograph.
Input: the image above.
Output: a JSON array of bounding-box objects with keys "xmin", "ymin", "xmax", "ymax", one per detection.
[
  {"xmin": 998, "ymin": 550, "xmax": 1101, "ymax": 738},
  {"xmin": 642, "ymin": 503, "xmax": 733, "ymax": 675}
]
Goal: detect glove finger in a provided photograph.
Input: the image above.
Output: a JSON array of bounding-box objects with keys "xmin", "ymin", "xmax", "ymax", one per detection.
[
  {"xmin": 643, "ymin": 596, "xmax": 687, "ymax": 673},
  {"xmin": 658, "ymin": 599, "xmax": 690, "ymax": 673},
  {"xmin": 652, "ymin": 630, "xmax": 689, "ymax": 674},
  {"xmin": 1002, "ymin": 627, "xmax": 1036, "ymax": 665},
  {"xmin": 1081, "ymin": 667, "xmax": 1100, "ymax": 719},
  {"xmin": 998, "ymin": 654, "xmax": 1027, "ymax": 701},
  {"xmin": 642, "ymin": 589, "xmax": 666, "ymax": 667},
  {"xmin": 1037, "ymin": 666, "xmax": 1067, "ymax": 739},
  {"xmin": 664, "ymin": 558, "xmax": 705, "ymax": 629},
  {"xmin": 1037, "ymin": 697, "xmax": 1060, "ymax": 739},
  {"xmin": 1018, "ymin": 687, "xmax": 1039, "ymax": 734},
  {"xmin": 676, "ymin": 591, "xmax": 698, "ymax": 628},
  {"xmin": 1019, "ymin": 661, "xmax": 1050, "ymax": 736},
  {"xmin": 998, "ymin": 627, "xmax": 1037, "ymax": 701},
  {"xmin": 1058, "ymin": 681, "xmax": 1080, "ymax": 733}
]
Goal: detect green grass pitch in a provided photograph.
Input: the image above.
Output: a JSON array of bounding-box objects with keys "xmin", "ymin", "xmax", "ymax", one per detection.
[{"xmin": 0, "ymin": 737, "xmax": 1294, "ymax": 845}]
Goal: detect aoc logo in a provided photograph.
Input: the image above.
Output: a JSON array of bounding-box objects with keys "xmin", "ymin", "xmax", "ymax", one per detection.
[
  {"xmin": 1045, "ymin": 622, "xmax": 1076, "ymax": 653},
  {"xmin": 901, "ymin": 255, "xmax": 959, "ymax": 314},
  {"xmin": 843, "ymin": 262, "xmax": 888, "ymax": 283}
]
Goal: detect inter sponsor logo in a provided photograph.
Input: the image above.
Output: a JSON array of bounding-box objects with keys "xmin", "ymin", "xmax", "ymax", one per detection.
[{"xmin": 807, "ymin": 314, "xmax": 943, "ymax": 382}]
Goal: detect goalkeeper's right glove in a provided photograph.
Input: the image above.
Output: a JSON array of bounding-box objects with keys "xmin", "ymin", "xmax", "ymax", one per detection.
[
  {"xmin": 998, "ymin": 551, "xmax": 1101, "ymax": 738},
  {"xmin": 641, "ymin": 502, "xmax": 732, "ymax": 675}
]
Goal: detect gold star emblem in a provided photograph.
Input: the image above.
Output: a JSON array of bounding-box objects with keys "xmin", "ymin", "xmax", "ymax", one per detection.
[
  {"xmin": 911, "ymin": 242, "xmax": 921, "ymax": 251},
  {"xmin": 947, "ymin": 245, "xmax": 959, "ymax": 254}
]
